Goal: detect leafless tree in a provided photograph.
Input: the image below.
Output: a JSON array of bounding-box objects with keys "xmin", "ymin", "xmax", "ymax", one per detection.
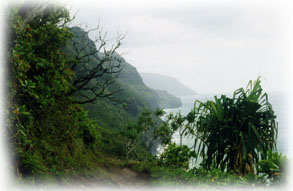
[{"xmin": 65, "ymin": 26, "xmax": 126, "ymax": 104}]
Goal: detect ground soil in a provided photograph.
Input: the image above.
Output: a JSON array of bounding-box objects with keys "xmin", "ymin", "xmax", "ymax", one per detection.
[{"xmin": 106, "ymin": 166, "xmax": 151, "ymax": 188}]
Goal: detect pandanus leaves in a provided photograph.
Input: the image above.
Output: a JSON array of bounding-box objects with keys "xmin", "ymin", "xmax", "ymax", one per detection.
[{"xmin": 193, "ymin": 77, "xmax": 277, "ymax": 175}]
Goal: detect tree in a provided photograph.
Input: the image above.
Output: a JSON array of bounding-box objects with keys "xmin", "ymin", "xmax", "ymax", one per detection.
[
  {"xmin": 159, "ymin": 143, "xmax": 195, "ymax": 170},
  {"xmin": 169, "ymin": 109, "xmax": 197, "ymax": 147},
  {"xmin": 63, "ymin": 25, "xmax": 126, "ymax": 104},
  {"xmin": 192, "ymin": 77, "xmax": 278, "ymax": 175},
  {"xmin": 121, "ymin": 108, "xmax": 175, "ymax": 162}
]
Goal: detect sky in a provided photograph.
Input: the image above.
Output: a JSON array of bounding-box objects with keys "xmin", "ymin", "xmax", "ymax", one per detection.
[{"xmin": 68, "ymin": 0, "xmax": 293, "ymax": 94}]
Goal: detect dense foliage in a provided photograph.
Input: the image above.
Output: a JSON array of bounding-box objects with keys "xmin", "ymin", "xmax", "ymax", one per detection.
[
  {"xmin": 159, "ymin": 143, "xmax": 196, "ymax": 169},
  {"xmin": 193, "ymin": 77, "xmax": 278, "ymax": 175},
  {"xmin": 7, "ymin": 4, "xmax": 109, "ymax": 180}
]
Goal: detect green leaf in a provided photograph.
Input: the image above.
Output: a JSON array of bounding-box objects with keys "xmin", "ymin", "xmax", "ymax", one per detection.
[
  {"xmin": 240, "ymin": 132, "xmax": 247, "ymax": 161},
  {"xmin": 250, "ymin": 123, "xmax": 262, "ymax": 143}
]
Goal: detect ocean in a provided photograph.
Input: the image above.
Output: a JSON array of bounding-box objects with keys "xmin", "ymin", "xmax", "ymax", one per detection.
[{"xmin": 164, "ymin": 92, "xmax": 290, "ymax": 156}]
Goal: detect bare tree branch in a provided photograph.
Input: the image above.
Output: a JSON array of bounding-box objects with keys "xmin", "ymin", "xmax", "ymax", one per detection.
[{"xmin": 65, "ymin": 26, "xmax": 126, "ymax": 104}]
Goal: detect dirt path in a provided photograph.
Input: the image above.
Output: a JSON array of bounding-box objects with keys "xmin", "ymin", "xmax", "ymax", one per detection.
[
  {"xmin": 67, "ymin": 166, "xmax": 151, "ymax": 189},
  {"xmin": 107, "ymin": 166, "xmax": 151, "ymax": 188}
]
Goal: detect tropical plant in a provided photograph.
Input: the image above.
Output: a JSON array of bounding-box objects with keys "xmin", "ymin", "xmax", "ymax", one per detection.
[
  {"xmin": 257, "ymin": 150, "xmax": 288, "ymax": 184},
  {"xmin": 192, "ymin": 77, "xmax": 278, "ymax": 175},
  {"xmin": 159, "ymin": 142, "xmax": 196, "ymax": 170},
  {"xmin": 159, "ymin": 108, "xmax": 196, "ymax": 147}
]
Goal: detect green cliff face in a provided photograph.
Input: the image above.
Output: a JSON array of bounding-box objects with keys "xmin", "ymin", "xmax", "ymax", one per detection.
[
  {"xmin": 118, "ymin": 61, "xmax": 182, "ymax": 110},
  {"xmin": 66, "ymin": 27, "xmax": 182, "ymax": 130}
]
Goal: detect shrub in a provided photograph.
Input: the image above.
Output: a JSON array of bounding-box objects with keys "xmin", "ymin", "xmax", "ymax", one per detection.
[
  {"xmin": 257, "ymin": 150, "xmax": 288, "ymax": 184},
  {"xmin": 159, "ymin": 143, "xmax": 196, "ymax": 170}
]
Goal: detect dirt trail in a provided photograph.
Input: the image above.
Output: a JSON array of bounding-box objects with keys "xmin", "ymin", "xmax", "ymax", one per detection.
[
  {"xmin": 68, "ymin": 166, "xmax": 151, "ymax": 189},
  {"xmin": 107, "ymin": 166, "xmax": 151, "ymax": 187}
]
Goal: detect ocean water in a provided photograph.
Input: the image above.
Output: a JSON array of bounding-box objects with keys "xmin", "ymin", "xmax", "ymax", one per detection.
[{"xmin": 164, "ymin": 92, "xmax": 290, "ymax": 156}]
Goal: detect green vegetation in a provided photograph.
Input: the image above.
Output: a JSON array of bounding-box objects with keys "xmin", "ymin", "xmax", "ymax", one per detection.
[
  {"xmin": 144, "ymin": 77, "xmax": 287, "ymax": 186},
  {"xmin": 193, "ymin": 77, "xmax": 278, "ymax": 175},
  {"xmin": 127, "ymin": 78, "xmax": 287, "ymax": 187},
  {"xmin": 257, "ymin": 150, "xmax": 288, "ymax": 184},
  {"xmin": 159, "ymin": 143, "xmax": 196, "ymax": 170},
  {"xmin": 6, "ymin": 2, "xmax": 288, "ymax": 188},
  {"xmin": 65, "ymin": 26, "xmax": 181, "ymax": 129},
  {"xmin": 7, "ymin": 4, "xmax": 107, "ymax": 180}
]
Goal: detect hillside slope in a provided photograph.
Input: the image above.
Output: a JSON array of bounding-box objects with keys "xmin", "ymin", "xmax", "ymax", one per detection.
[
  {"xmin": 118, "ymin": 61, "xmax": 182, "ymax": 110},
  {"xmin": 65, "ymin": 27, "xmax": 182, "ymax": 130},
  {"xmin": 140, "ymin": 72, "xmax": 196, "ymax": 96}
]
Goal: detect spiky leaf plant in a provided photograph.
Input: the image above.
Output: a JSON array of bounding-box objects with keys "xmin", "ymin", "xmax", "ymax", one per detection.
[{"xmin": 193, "ymin": 77, "xmax": 277, "ymax": 175}]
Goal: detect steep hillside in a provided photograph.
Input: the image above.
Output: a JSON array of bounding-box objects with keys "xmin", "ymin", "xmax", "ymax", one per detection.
[
  {"xmin": 65, "ymin": 27, "xmax": 182, "ymax": 130},
  {"xmin": 118, "ymin": 61, "xmax": 182, "ymax": 110},
  {"xmin": 140, "ymin": 73, "xmax": 196, "ymax": 96}
]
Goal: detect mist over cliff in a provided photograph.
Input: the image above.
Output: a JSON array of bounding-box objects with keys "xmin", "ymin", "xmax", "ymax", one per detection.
[{"xmin": 140, "ymin": 73, "xmax": 196, "ymax": 97}]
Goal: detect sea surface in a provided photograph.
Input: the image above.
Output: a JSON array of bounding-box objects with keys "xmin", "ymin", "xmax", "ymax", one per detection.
[{"xmin": 164, "ymin": 92, "xmax": 290, "ymax": 157}]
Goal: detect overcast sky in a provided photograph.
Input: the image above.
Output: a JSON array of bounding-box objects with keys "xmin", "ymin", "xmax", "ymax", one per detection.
[{"xmin": 68, "ymin": 0, "xmax": 292, "ymax": 94}]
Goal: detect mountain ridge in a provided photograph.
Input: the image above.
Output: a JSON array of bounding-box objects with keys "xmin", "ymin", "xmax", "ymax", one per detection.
[{"xmin": 140, "ymin": 72, "xmax": 196, "ymax": 97}]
